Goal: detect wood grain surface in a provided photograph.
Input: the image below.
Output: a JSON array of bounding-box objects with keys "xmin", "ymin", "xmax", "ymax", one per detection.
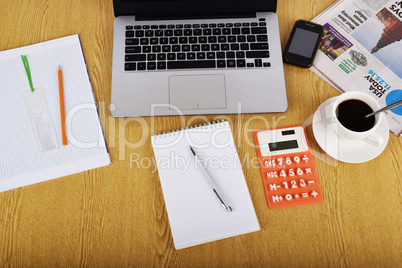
[{"xmin": 0, "ymin": 0, "xmax": 401, "ymax": 267}]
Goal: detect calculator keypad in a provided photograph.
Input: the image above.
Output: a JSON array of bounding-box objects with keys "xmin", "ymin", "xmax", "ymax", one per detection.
[{"xmin": 259, "ymin": 152, "xmax": 323, "ymax": 209}]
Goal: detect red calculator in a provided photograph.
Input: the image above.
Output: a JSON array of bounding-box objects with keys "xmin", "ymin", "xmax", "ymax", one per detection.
[{"xmin": 253, "ymin": 125, "xmax": 323, "ymax": 209}]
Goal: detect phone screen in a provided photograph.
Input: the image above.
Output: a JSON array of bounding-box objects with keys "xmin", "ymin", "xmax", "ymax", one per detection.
[{"xmin": 287, "ymin": 28, "xmax": 321, "ymax": 58}]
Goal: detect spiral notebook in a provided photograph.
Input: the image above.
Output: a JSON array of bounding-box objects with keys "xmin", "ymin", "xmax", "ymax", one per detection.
[
  {"xmin": 151, "ymin": 121, "xmax": 260, "ymax": 249},
  {"xmin": 0, "ymin": 35, "xmax": 110, "ymax": 192}
]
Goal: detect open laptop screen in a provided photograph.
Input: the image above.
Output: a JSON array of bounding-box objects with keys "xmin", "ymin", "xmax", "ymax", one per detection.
[{"xmin": 113, "ymin": 0, "xmax": 277, "ymax": 19}]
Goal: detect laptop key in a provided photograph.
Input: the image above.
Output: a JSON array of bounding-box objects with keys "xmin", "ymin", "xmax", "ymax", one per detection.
[
  {"xmin": 152, "ymin": 46, "xmax": 161, "ymax": 53},
  {"xmin": 162, "ymin": 45, "xmax": 171, "ymax": 52},
  {"xmin": 179, "ymin": 37, "xmax": 188, "ymax": 44},
  {"xmin": 191, "ymin": 44, "xmax": 200, "ymax": 51},
  {"xmin": 137, "ymin": 62, "xmax": 146, "ymax": 70},
  {"xmin": 125, "ymin": 46, "xmax": 141, "ymax": 53},
  {"xmin": 157, "ymin": 62, "xmax": 166, "ymax": 70},
  {"xmin": 140, "ymin": 38, "xmax": 149, "ymax": 45},
  {"xmin": 125, "ymin": 54, "xmax": 146, "ymax": 61},
  {"xmin": 164, "ymin": 30, "xmax": 173, "ymax": 36},
  {"xmin": 255, "ymin": 59, "xmax": 262, "ymax": 67},
  {"xmin": 208, "ymin": 36, "xmax": 217, "ymax": 43},
  {"xmin": 160, "ymin": 38, "xmax": 169, "ymax": 44},
  {"xmin": 230, "ymin": 44, "xmax": 240, "ymax": 50},
  {"xmin": 217, "ymin": 60, "xmax": 226, "ymax": 68},
  {"xmin": 187, "ymin": 53, "xmax": 195, "ymax": 59},
  {"xmin": 241, "ymin": 28, "xmax": 250, "ymax": 34},
  {"xmin": 247, "ymin": 35, "xmax": 256, "ymax": 42},
  {"xmin": 203, "ymin": 29, "xmax": 212, "ymax": 35},
  {"xmin": 257, "ymin": 35, "xmax": 268, "ymax": 42},
  {"xmin": 172, "ymin": 45, "xmax": 181, "ymax": 52},
  {"xmin": 177, "ymin": 53, "xmax": 186, "ymax": 60},
  {"xmin": 135, "ymin": 30, "xmax": 144, "ymax": 37},
  {"xmin": 238, "ymin": 35, "xmax": 246, "ymax": 42},
  {"xmin": 125, "ymin": 38, "xmax": 139, "ymax": 45},
  {"xmin": 147, "ymin": 62, "xmax": 156, "ymax": 70},
  {"xmin": 150, "ymin": 38, "xmax": 158, "ymax": 45},
  {"xmin": 182, "ymin": 45, "xmax": 190, "ymax": 51},
  {"xmin": 126, "ymin": 31, "xmax": 134, "ymax": 37},
  {"xmin": 226, "ymin": 52, "xmax": 235, "ymax": 58},
  {"xmin": 167, "ymin": 53, "xmax": 176, "ymax": 60},
  {"xmin": 125, "ymin": 63, "xmax": 136, "ymax": 71},
  {"xmin": 147, "ymin": 54, "xmax": 157, "ymax": 61},
  {"xmin": 246, "ymin": 51, "xmax": 270, "ymax": 58},
  {"xmin": 169, "ymin": 37, "xmax": 178, "ymax": 44},
  {"xmin": 236, "ymin": 51, "xmax": 245, "ymax": 58},
  {"xmin": 240, "ymin": 43, "xmax": 249, "ymax": 50},
  {"xmin": 237, "ymin": 60, "xmax": 246, "ymax": 67},
  {"xmin": 232, "ymin": 28, "xmax": 241, "ymax": 34},
  {"xmin": 216, "ymin": 52, "xmax": 225, "ymax": 59},
  {"xmin": 167, "ymin": 60, "xmax": 216, "ymax": 69},
  {"xmin": 201, "ymin": 44, "xmax": 210, "ymax": 51},
  {"xmin": 207, "ymin": 52, "xmax": 215, "ymax": 59},
  {"xmin": 222, "ymin": 28, "xmax": 231, "ymax": 35},
  {"xmin": 213, "ymin": 28, "xmax": 221, "ymax": 35},
  {"xmin": 157, "ymin": 53, "xmax": 166, "ymax": 60},
  {"xmin": 174, "ymin": 29, "xmax": 183, "ymax": 36},
  {"xmin": 199, "ymin": 37, "xmax": 207, "ymax": 43},
  {"xmin": 251, "ymin": 27, "xmax": 267, "ymax": 34},
  {"xmin": 211, "ymin": 44, "xmax": 220, "ymax": 51},
  {"xmin": 143, "ymin": 46, "xmax": 151, "ymax": 53},
  {"xmin": 145, "ymin": 30, "xmax": 153, "ymax": 37},
  {"xmin": 221, "ymin": 44, "xmax": 229, "ymax": 50},
  {"xmin": 227, "ymin": 60, "xmax": 236, "ymax": 68},
  {"xmin": 197, "ymin": 52, "xmax": 206, "ymax": 59},
  {"xmin": 194, "ymin": 29, "xmax": 202, "ymax": 35},
  {"xmin": 250, "ymin": 43, "xmax": 269, "ymax": 50}
]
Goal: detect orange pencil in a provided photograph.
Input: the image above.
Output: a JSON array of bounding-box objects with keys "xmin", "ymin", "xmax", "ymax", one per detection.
[{"xmin": 58, "ymin": 65, "xmax": 67, "ymax": 146}]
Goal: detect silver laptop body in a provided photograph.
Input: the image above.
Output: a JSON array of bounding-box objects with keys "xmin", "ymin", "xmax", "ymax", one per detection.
[{"xmin": 111, "ymin": 0, "xmax": 287, "ymax": 117}]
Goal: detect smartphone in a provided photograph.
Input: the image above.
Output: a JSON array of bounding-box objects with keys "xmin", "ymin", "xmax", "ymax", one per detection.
[{"xmin": 283, "ymin": 20, "xmax": 324, "ymax": 68}]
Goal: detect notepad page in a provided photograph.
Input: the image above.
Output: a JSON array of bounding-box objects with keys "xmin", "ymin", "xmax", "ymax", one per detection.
[
  {"xmin": 0, "ymin": 35, "xmax": 110, "ymax": 192},
  {"xmin": 151, "ymin": 121, "xmax": 260, "ymax": 249}
]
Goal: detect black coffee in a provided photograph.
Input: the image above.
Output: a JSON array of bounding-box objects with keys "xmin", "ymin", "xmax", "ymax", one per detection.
[{"xmin": 335, "ymin": 99, "xmax": 375, "ymax": 132}]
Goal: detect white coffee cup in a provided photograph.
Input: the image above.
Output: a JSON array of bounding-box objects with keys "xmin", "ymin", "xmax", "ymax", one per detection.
[{"xmin": 326, "ymin": 91, "xmax": 385, "ymax": 146}]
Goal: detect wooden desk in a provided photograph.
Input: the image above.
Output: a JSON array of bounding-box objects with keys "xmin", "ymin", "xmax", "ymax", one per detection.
[{"xmin": 1, "ymin": 0, "xmax": 401, "ymax": 266}]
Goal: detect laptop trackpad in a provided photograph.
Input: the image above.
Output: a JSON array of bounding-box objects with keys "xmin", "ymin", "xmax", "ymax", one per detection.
[{"xmin": 169, "ymin": 75, "xmax": 227, "ymax": 110}]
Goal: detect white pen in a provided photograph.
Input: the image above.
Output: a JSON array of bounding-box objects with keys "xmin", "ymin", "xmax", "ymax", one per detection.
[{"xmin": 190, "ymin": 146, "xmax": 232, "ymax": 212}]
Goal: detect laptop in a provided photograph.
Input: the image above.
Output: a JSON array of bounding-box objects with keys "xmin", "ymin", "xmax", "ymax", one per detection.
[{"xmin": 111, "ymin": 0, "xmax": 287, "ymax": 117}]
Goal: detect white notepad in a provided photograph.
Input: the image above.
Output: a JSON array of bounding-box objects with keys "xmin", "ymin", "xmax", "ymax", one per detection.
[
  {"xmin": 0, "ymin": 35, "xmax": 110, "ymax": 192},
  {"xmin": 151, "ymin": 121, "xmax": 260, "ymax": 249}
]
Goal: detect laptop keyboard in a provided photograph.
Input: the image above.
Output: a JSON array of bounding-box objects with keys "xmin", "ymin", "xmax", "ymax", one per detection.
[{"xmin": 124, "ymin": 20, "xmax": 271, "ymax": 71}]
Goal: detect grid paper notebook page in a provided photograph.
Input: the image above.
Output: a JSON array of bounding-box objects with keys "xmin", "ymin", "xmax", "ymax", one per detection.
[
  {"xmin": 0, "ymin": 35, "xmax": 110, "ymax": 192},
  {"xmin": 151, "ymin": 121, "xmax": 260, "ymax": 249}
]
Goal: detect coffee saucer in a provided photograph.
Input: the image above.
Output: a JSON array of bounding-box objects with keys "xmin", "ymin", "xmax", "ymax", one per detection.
[{"xmin": 312, "ymin": 97, "xmax": 389, "ymax": 163}]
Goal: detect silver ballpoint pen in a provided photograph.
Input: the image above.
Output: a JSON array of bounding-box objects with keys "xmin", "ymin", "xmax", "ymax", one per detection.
[{"xmin": 190, "ymin": 146, "xmax": 232, "ymax": 212}]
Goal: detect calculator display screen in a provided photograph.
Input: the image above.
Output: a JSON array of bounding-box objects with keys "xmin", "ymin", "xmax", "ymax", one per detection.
[{"xmin": 268, "ymin": 140, "xmax": 299, "ymax": 152}]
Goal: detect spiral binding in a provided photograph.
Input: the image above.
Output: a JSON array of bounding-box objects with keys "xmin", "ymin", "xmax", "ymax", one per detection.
[{"xmin": 154, "ymin": 120, "xmax": 227, "ymax": 139}]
